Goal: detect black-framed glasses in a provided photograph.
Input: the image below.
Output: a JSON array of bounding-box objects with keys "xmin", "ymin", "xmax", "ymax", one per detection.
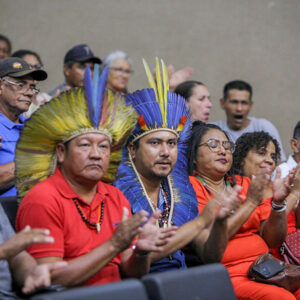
[
  {"xmin": 30, "ymin": 63, "xmax": 43, "ymax": 69},
  {"xmin": 2, "ymin": 77, "xmax": 40, "ymax": 95},
  {"xmin": 110, "ymin": 67, "xmax": 133, "ymax": 75},
  {"xmin": 199, "ymin": 138, "xmax": 235, "ymax": 153}
]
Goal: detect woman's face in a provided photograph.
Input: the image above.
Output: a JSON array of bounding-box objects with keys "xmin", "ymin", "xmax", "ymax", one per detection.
[
  {"xmin": 186, "ymin": 85, "xmax": 212, "ymax": 122},
  {"xmin": 242, "ymin": 141, "xmax": 277, "ymax": 177},
  {"xmin": 107, "ymin": 58, "xmax": 131, "ymax": 92},
  {"xmin": 194, "ymin": 129, "xmax": 233, "ymax": 180}
]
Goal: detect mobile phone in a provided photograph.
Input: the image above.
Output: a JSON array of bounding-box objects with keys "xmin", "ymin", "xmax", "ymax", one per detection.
[{"xmin": 252, "ymin": 259, "xmax": 284, "ymax": 279}]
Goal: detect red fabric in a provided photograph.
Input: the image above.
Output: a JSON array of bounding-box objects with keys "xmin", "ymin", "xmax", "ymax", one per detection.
[
  {"xmin": 16, "ymin": 167, "xmax": 132, "ymax": 286},
  {"xmin": 190, "ymin": 175, "xmax": 300, "ymax": 300}
]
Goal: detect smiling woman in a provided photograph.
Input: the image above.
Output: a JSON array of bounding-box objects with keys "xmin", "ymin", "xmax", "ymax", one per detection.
[{"xmin": 187, "ymin": 122, "xmax": 300, "ymax": 300}]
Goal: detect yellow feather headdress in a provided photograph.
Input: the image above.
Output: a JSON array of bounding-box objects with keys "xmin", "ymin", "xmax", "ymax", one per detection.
[{"xmin": 15, "ymin": 66, "xmax": 137, "ymax": 199}]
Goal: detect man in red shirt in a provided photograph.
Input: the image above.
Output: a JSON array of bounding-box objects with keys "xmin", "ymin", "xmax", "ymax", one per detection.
[{"xmin": 15, "ymin": 65, "xmax": 175, "ymax": 287}]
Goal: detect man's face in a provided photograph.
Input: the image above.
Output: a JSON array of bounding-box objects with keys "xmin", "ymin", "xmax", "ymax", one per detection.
[
  {"xmin": 0, "ymin": 75, "xmax": 36, "ymax": 114},
  {"xmin": 220, "ymin": 89, "xmax": 253, "ymax": 131},
  {"xmin": 129, "ymin": 130, "xmax": 178, "ymax": 181},
  {"xmin": 56, "ymin": 133, "xmax": 111, "ymax": 185},
  {"xmin": 0, "ymin": 40, "xmax": 10, "ymax": 61},
  {"xmin": 64, "ymin": 61, "xmax": 94, "ymax": 88}
]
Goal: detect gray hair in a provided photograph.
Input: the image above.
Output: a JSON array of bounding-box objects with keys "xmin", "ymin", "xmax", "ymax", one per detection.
[{"xmin": 102, "ymin": 50, "xmax": 132, "ymax": 67}]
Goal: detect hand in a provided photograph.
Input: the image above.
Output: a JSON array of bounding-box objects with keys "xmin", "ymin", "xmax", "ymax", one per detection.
[
  {"xmin": 0, "ymin": 135, "xmax": 2, "ymax": 148},
  {"xmin": 53, "ymin": 86, "xmax": 71, "ymax": 98},
  {"xmin": 247, "ymin": 173, "xmax": 269, "ymax": 206},
  {"xmin": 273, "ymin": 167, "xmax": 293, "ymax": 203},
  {"xmin": 134, "ymin": 209, "xmax": 177, "ymax": 254},
  {"xmin": 290, "ymin": 164, "xmax": 300, "ymax": 198},
  {"xmin": 22, "ymin": 261, "xmax": 67, "ymax": 294},
  {"xmin": 0, "ymin": 226, "xmax": 54, "ymax": 260},
  {"xmin": 216, "ymin": 185, "xmax": 242, "ymax": 219},
  {"xmin": 110, "ymin": 208, "xmax": 149, "ymax": 253},
  {"xmin": 167, "ymin": 65, "xmax": 194, "ymax": 90}
]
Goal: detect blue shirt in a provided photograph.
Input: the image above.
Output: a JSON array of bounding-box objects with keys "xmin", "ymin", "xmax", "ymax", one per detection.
[{"xmin": 0, "ymin": 113, "xmax": 26, "ymax": 196}]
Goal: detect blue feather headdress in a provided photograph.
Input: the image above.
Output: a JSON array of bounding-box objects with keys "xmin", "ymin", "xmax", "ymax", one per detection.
[{"xmin": 114, "ymin": 58, "xmax": 198, "ymax": 228}]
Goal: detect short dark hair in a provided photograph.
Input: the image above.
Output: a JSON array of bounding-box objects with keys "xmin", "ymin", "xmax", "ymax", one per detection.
[
  {"xmin": 232, "ymin": 131, "xmax": 281, "ymax": 176},
  {"xmin": 187, "ymin": 121, "xmax": 233, "ymax": 177},
  {"xmin": 293, "ymin": 121, "xmax": 300, "ymax": 140},
  {"xmin": 174, "ymin": 80, "xmax": 205, "ymax": 102},
  {"xmin": 11, "ymin": 49, "xmax": 43, "ymax": 65},
  {"xmin": 0, "ymin": 34, "xmax": 12, "ymax": 54},
  {"xmin": 223, "ymin": 80, "xmax": 252, "ymax": 100}
]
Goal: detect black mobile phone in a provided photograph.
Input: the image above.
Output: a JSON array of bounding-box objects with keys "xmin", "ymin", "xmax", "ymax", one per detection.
[{"xmin": 252, "ymin": 259, "xmax": 284, "ymax": 279}]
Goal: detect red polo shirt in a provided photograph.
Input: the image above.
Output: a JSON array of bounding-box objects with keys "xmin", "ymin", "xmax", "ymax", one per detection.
[{"xmin": 16, "ymin": 167, "xmax": 132, "ymax": 286}]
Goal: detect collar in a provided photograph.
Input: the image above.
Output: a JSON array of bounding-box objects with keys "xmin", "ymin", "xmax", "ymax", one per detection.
[
  {"xmin": 52, "ymin": 167, "xmax": 109, "ymax": 203},
  {"xmin": 0, "ymin": 113, "xmax": 26, "ymax": 129}
]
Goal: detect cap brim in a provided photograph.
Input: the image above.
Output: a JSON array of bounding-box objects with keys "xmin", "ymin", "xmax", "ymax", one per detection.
[
  {"xmin": 77, "ymin": 56, "xmax": 102, "ymax": 64},
  {"xmin": 9, "ymin": 69, "xmax": 48, "ymax": 81}
]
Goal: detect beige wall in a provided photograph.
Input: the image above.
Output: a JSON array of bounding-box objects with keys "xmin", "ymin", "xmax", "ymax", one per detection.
[{"xmin": 1, "ymin": 0, "xmax": 300, "ymax": 157}]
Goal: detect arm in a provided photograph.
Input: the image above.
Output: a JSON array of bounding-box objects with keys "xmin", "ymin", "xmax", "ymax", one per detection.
[
  {"xmin": 0, "ymin": 162, "xmax": 15, "ymax": 193},
  {"xmin": 37, "ymin": 209, "xmax": 149, "ymax": 287},
  {"xmin": 193, "ymin": 185, "xmax": 242, "ymax": 263}
]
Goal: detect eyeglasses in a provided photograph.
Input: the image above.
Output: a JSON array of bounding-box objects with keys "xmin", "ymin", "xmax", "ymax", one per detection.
[
  {"xmin": 2, "ymin": 78, "xmax": 40, "ymax": 95},
  {"xmin": 110, "ymin": 67, "xmax": 133, "ymax": 75},
  {"xmin": 199, "ymin": 138, "xmax": 235, "ymax": 153},
  {"xmin": 30, "ymin": 63, "xmax": 43, "ymax": 69}
]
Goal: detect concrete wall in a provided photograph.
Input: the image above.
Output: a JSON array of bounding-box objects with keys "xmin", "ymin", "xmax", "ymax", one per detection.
[{"xmin": 1, "ymin": 0, "xmax": 300, "ymax": 156}]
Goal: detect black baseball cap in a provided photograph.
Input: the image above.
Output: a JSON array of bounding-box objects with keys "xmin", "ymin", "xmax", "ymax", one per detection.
[
  {"xmin": 64, "ymin": 44, "xmax": 102, "ymax": 65},
  {"xmin": 0, "ymin": 57, "xmax": 47, "ymax": 81}
]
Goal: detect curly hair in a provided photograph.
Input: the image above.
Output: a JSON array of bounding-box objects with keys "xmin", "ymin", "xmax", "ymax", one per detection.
[
  {"xmin": 232, "ymin": 131, "xmax": 281, "ymax": 176},
  {"xmin": 187, "ymin": 121, "xmax": 235, "ymax": 183}
]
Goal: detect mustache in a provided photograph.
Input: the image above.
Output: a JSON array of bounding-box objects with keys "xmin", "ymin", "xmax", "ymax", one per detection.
[{"xmin": 154, "ymin": 160, "xmax": 172, "ymax": 165}]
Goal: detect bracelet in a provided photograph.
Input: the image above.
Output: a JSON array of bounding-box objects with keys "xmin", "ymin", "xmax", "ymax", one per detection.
[
  {"xmin": 131, "ymin": 244, "xmax": 150, "ymax": 258},
  {"xmin": 271, "ymin": 200, "xmax": 287, "ymax": 212}
]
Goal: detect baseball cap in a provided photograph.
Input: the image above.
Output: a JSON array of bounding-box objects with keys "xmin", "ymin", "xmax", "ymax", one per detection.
[
  {"xmin": 64, "ymin": 44, "xmax": 102, "ymax": 65},
  {"xmin": 0, "ymin": 57, "xmax": 47, "ymax": 81}
]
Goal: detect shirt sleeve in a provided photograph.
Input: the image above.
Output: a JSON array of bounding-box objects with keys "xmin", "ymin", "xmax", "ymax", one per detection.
[
  {"xmin": 0, "ymin": 204, "xmax": 15, "ymax": 241},
  {"xmin": 16, "ymin": 195, "xmax": 65, "ymax": 258}
]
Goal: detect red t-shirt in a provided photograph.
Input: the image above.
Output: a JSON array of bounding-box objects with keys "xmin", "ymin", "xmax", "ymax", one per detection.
[
  {"xmin": 16, "ymin": 167, "xmax": 132, "ymax": 286},
  {"xmin": 189, "ymin": 175, "xmax": 272, "ymax": 277}
]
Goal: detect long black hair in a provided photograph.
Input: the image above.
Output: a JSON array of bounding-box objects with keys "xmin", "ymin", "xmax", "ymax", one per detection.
[{"xmin": 187, "ymin": 121, "xmax": 235, "ymax": 183}]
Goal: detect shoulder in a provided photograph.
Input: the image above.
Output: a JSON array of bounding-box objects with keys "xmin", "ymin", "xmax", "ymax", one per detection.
[
  {"xmin": 211, "ymin": 120, "xmax": 226, "ymax": 128},
  {"xmin": 250, "ymin": 117, "xmax": 277, "ymax": 131}
]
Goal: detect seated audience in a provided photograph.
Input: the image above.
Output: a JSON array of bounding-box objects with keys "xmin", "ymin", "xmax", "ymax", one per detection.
[
  {"xmin": 16, "ymin": 66, "xmax": 175, "ymax": 287},
  {"xmin": 11, "ymin": 49, "xmax": 51, "ymax": 117},
  {"xmin": 0, "ymin": 34, "xmax": 11, "ymax": 61},
  {"xmin": 0, "ymin": 203, "xmax": 67, "ymax": 299},
  {"xmin": 232, "ymin": 131, "xmax": 300, "ymax": 257},
  {"xmin": 49, "ymin": 44, "xmax": 101, "ymax": 97},
  {"xmin": 0, "ymin": 57, "xmax": 47, "ymax": 196},
  {"xmin": 188, "ymin": 122, "xmax": 300, "ymax": 299},
  {"xmin": 278, "ymin": 121, "xmax": 300, "ymax": 178},
  {"xmin": 115, "ymin": 59, "xmax": 240, "ymax": 272},
  {"xmin": 174, "ymin": 80, "xmax": 212, "ymax": 122},
  {"xmin": 213, "ymin": 80, "xmax": 286, "ymax": 161},
  {"xmin": 102, "ymin": 50, "xmax": 133, "ymax": 94}
]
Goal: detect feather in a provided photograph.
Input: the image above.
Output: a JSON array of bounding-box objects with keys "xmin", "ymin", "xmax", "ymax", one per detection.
[
  {"xmin": 142, "ymin": 58, "xmax": 157, "ymax": 98},
  {"xmin": 84, "ymin": 65, "xmax": 94, "ymax": 124}
]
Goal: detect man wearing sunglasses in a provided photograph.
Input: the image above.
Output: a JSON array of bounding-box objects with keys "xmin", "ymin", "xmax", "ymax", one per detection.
[{"xmin": 0, "ymin": 57, "xmax": 47, "ymax": 196}]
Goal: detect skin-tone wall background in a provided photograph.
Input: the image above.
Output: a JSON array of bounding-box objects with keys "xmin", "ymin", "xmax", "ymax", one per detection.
[{"xmin": 1, "ymin": 0, "xmax": 300, "ymax": 157}]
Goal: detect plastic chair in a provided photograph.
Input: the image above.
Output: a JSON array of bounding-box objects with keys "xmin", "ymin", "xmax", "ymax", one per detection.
[
  {"xmin": 142, "ymin": 264, "xmax": 237, "ymax": 300},
  {"xmin": 0, "ymin": 196, "xmax": 18, "ymax": 227},
  {"xmin": 30, "ymin": 279, "xmax": 148, "ymax": 300}
]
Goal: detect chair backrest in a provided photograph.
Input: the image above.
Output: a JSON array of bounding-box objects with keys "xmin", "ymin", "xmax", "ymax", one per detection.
[
  {"xmin": 30, "ymin": 279, "xmax": 149, "ymax": 300},
  {"xmin": 142, "ymin": 263, "xmax": 237, "ymax": 300},
  {"xmin": 0, "ymin": 196, "xmax": 18, "ymax": 228}
]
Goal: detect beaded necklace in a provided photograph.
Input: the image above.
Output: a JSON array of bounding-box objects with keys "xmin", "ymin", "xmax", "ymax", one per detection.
[
  {"xmin": 196, "ymin": 175, "xmax": 231, "ymax": 196},
  {"xmin": 150, "ymin": 184, "xmax": 170, "ymax": 228},
  {"xmin": 73, "ymin": 199, "xmax": 104, "ymax": 233}
]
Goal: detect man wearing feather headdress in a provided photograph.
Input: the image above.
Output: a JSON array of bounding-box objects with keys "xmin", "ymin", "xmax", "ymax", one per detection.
[
  {"xmin": 114, "ymin": 58, "xmax": 241, "ymax": 272},
  {"xmin": 15, "ymin": 65, "xmax": 175, "ymax": 287}
]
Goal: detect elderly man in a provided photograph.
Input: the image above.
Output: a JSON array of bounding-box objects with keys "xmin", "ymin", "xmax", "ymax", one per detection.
[
  {"xmin": 16, "ymin": 66, "xmax": 174, "ymax": 287},
  {"xmin": 214, "ymin": 80, "xmax": 286, "ymax": 161},
  {"xmin": 49, "ymin": 44, "xmax": 101, "ymax": 97},
  {"xmin": 0, "ymin": 57, "xmax": 47, "ymax": 196},
  {"xmin": 115, "ymin": 59, "xmax": 241, "ymax": 272}
]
